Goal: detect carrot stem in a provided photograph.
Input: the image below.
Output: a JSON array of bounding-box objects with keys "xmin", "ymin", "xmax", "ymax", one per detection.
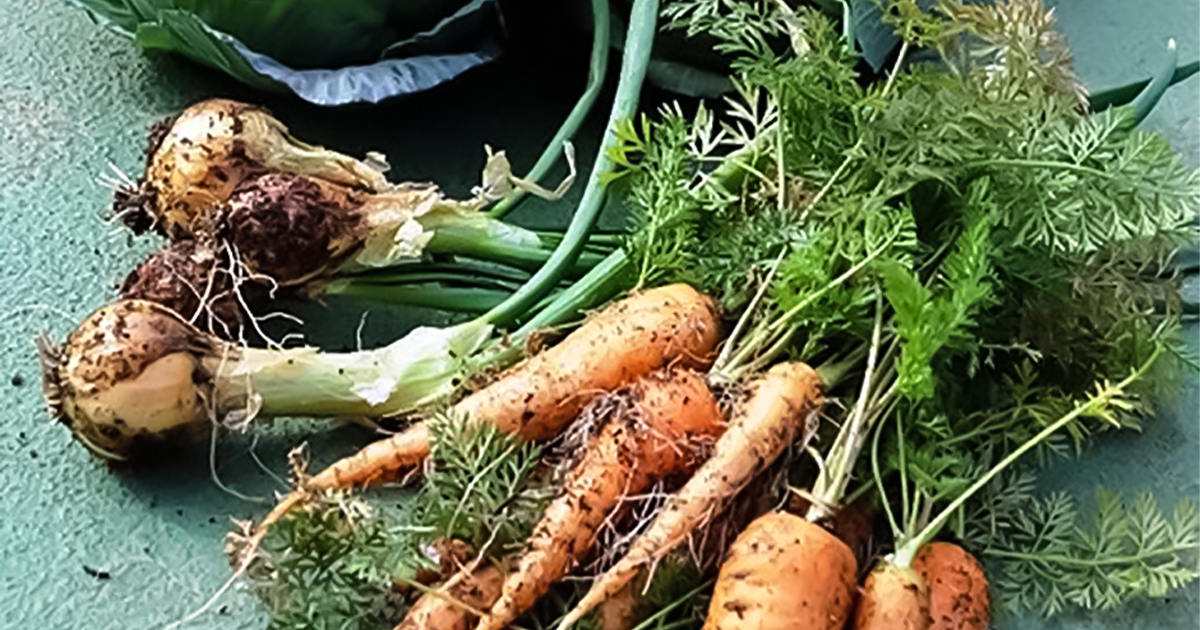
[{"xmin": 892, "ymin": 345, "xmax": 1162, "ymax": 568}]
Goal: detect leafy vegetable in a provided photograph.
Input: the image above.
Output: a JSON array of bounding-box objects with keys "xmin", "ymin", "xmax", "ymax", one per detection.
[
  {"xmin": 981, "ymin": 488, "xmax": 1200, "ymax": 616},
  {"xmin": 65, "ymin": 0, "xmax": 503, "ymax": 105},
  {"xmin": 249, "ymin": 494, "xmax": 409, "ymax": 630},
  {"xmin": 413, "ymin": 414, "xmax": 549, "ymax": 556}
]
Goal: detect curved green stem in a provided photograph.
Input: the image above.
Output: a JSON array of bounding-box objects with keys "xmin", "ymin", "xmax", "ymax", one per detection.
[
  {"xmin": 333, "ymin": 271, "xmax": 520, "ymax": 291},
  {"xmin": 478, "ymin": 0, "xmax": 658, "ymax": 328},
  {"xmin": 337, "ymin": 260, "xmax": 530, "ymax": 285},
  {"xmin": 423, "ymin": 225, "xmax": 606, "ymax": 277},
  {"xmin": 982, "ymin": 545, "xmax": 1199, "ymax": 567},
  {"xmin": 1131, "ymin": 38, "xmax": 1179, "ymax": 124},
  {"xmin": 807, "ymin": 291, "xmax": 886, "ymax": 521},
  {"xmin": 1089, "ymin": 59, "xmax": 1198, "ymax": 113},
  {"xmin": 872, "ymin": 409, "xmax": 902, "ymax": 539},
  {"xmin": 487, "ymin": 0, "xmax": 613, "ymax": 219}
]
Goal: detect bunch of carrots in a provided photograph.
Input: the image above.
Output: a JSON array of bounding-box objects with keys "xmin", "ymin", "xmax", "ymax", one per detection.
[{"xmin": 37, "ymin": 0, "xmax": 1200, "ymax": 629}]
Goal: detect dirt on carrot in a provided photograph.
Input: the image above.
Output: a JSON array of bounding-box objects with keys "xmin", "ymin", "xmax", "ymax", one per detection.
[
  {"xmin": 299, "ymin": 283, "xmax": 721, "ymax": 492},
  {"xmin": 853, "ymin": 563, "xmax": 931, "ymax": 630},
  {"xmin": 556, "ymin": 361, "xmax": 824, "ymax": 628},
  {"xmin": 457, "ymin": 282, "xmax": 721, "ymax": 442},
  {"xmin": 395, "ymin": 563, "xmax": 505, "ymax": 630},
  {"xmin": 702, "ymin": 511, "xmax": 857, "ymax": 630},
  {"xmin": 788, "ymin": 494, "xmax": 878, "ymax": 567},
  {"xmin": 476, "ymin": 367, "xmax": 722, "ymax": 630},
  {"xmin": 912, "ymin": 542, "xmax": 990, "ymax": 630}
]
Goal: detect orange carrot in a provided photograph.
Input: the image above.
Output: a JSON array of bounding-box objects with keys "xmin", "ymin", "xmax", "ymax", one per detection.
[
  {"xmin": 702, "ymin": 512, "xmax": 857, "ymax": 630},
  {"xmin": 457, "ymin": 282, "xmax": 721, "ymax": 441},
  {"xmin": 475, "ymin": 367, "xmax": 723, "ymax": 630},
  {"xmin": 240, "ymin": 284, "xmax": 721, "ymax": 585},
  {"xmin": 911, "ymin": 542, "xmax": 990, "ymax": 630},
  {"xmin": 594, "ymin": 580, "xmax": 640, "ymax": 630},
  {"xmin": 307, "ymin": 282, "xmax": 719, "ymax": 492},
  {"xmin": 556, "ymin": 361, "xmax": 824, "ymax": 629},
  {"xmin": 852, "ymin": 563, "xmax": 931, "ymax": 630},
  {"xmin": 395, "ymin": 564, "xmax": 505, "ymax": 630}
]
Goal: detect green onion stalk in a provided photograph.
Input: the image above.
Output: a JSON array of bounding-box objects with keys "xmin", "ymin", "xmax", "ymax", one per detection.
[{"xmin": 42, "ymin": 0, "xmax": 662, "ymax": 463}]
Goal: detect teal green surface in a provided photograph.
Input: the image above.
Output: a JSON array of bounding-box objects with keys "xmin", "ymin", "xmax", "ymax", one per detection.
[{"xmin": 0, "ymin": 1, "xmax": 1195, "ymax": 629}]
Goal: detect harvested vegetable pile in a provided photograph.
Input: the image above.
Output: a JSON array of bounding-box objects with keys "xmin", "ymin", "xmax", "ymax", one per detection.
[{"xmin": 34, "ymin": 0, "xmax": 1200, "ymax": 629}]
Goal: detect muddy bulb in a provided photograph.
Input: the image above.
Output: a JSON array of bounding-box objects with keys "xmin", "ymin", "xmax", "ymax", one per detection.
[{"xmin": 45, "ymin": 300, "xmax": 224, "ymax": 460}]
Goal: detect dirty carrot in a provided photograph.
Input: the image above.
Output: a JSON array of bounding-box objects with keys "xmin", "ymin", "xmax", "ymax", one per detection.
[
  {"xmin": 702, "ymin": 511, "xmax": 857, "ymax": 630},
  {"xmin": 395, "ymin": 563, "xmax": 506, "ymax": 630},
  {"xmin": 301, "ymin": 282, "xmax": 719, "ymax": 491},
  {"xmin": 556, "ymin": 361, "xmax": 824, "ymax": 629},
  {"xmin": 476, "ymin": 366, "xmax": 722, "ymax": 630},
  {"xmin": 852, "ymin": 563, "xmax": 931, "ymax": 630},
  {"xmin": 911, "ymin": 542, "xmax": 989, "ymax": 630}
]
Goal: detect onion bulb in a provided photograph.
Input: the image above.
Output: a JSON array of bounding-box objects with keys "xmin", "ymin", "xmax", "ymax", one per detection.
[
  {"xmin": 39, "ymin": 299, "xmax": 492, "ymax": 461},
  {"xmin": 116, "ymin": 99, "xmax": 391, "ymax": 238}
]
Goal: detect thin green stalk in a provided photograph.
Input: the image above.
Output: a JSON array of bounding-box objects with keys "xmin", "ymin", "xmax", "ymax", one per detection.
[
  {"xmin": 338, "ymin": 260, "xmax": 530, "ymax": 285},
  {"xmin": 872, "ymin": 409, "xmax": 902, "ymax": 539},
  {"xmin": 533, "ymin": 230, "xmax": 625, "ymax": 248},
  {"xmin": 626, "ymin": 580, "xmax": 714, "ymax": 630},
  {"xmin": 896, "ymin": 401, "xmax": 911, "ymax": 536},
  {"xmin": 720, "ymin": 232, "xmax": 895, "ymax": 376},
  {"xmin": 324, "ymin": 283, "xmax": 508, "ymax": 313},
  {"xmin": 479, "ymin": 0, "xmax": 659, "ymax": 328},
  {"xmin": 804, "ymin": 39, "xmax": 911, "ymax": 213},
  {"xmin": 807, "ymin": 291, "xmax": 885, "ymax": 521},
  {"xmin": 332, "ymin": 271, "xmax": 521, "ymax": 291},
  {"xmin": 892, "ymin": 345, "xmax": 1162, "ymax": 568},
  {"xmin": 425, "ymin": 228, "xmax": 607, "ymax": 276},
  {"xmin": 487, "ymin": 0, "xmax": 612, "ymax": 219},
  {"xmin": 841, "ymin": 0, "xmax": 855, "ymax": 49},
  {"xmin": 982, "ymin": 545, "xmax": 1200, "ymax": 567},
  {"xmin": 711, "ymin": 248, "xmax": 787, "ymax": 377}
]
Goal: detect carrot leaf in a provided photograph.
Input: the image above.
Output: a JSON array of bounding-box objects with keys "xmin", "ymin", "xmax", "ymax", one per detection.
[{"xmin": 982, "ymin": 487, "xmax": 1200, "ymax": 616}]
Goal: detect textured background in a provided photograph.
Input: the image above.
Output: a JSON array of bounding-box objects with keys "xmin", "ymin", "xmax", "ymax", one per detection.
[{"xmin": 0, "ymin": 1, "xmax": 1195, "ymax": 629}]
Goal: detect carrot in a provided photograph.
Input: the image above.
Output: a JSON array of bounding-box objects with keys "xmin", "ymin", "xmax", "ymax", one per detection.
[
  {"xmin": 395, "ymin": 563, "xmax": 505, "ymax": 630},
  {"xmin": 911, "ymin": 542, "xmax": 990, "ymax": 630},
  {"xmin": 237, "ymin": 284, "xmax": 721, "ymax": 591},
  {"xmin": 852, "ymin": 563, "xmax": 931, "ymax": 630},
  {"xmin": 594, "ymin": 579, "xmax": 640, "ymax": 630},
  {"xmin": 457, "ymin": 282, "xmax": 721, "ymax": 441},
  {"xmin": 475, "ymin": 367, "xmax": 723, "ymax": 630},
  {"xmin": 306, "ymin": 282, "xmax": 719, "ymax": 492},
  {"xmin": 702, "ymin": 511, "xmax": 857, "ymax": 630},
  {"xmin": 556, "ymin": 361, "xmax": 824, "ymax": 629}
]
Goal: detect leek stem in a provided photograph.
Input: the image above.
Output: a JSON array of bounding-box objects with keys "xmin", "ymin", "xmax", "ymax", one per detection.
[
  {"xmin": 212, "ymin": 321, "xmax": 492, "ymax": 418},
  {"xmin": 479, "ymin": 0, "xmax": 658, "ymax": 328},
  {"xmin": 325, "ymin": 283, "xmax": 509, "ymax": 313},
  {"xmin": 488, "ymin": 0, "xmax": 613, "ymax": 219},
  {"xmin": 426, "ymin": 228, "xmax": 608, "ymax": 276}
]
